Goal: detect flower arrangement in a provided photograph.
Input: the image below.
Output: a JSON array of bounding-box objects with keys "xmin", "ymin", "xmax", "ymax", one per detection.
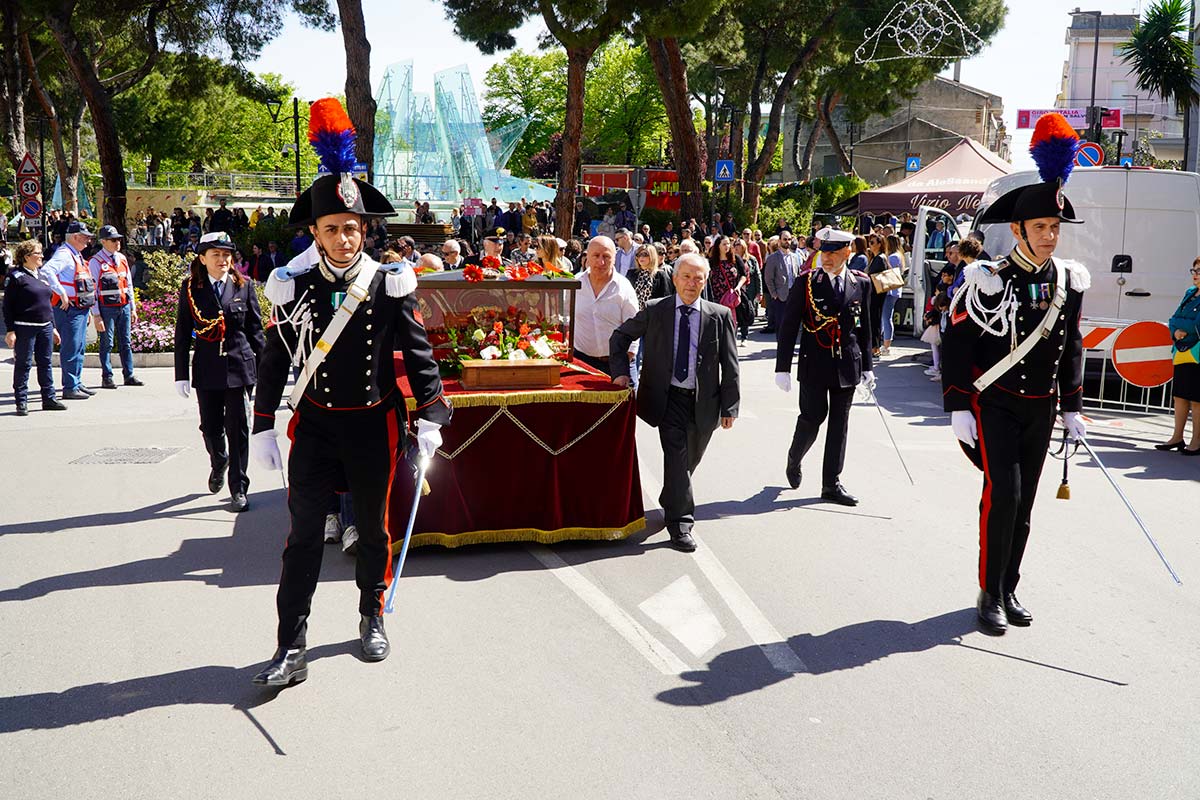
[
  {"xmin": 432, "ymin": 303, "xmax": 567, "ymax": 375},
  {"xmin": 130, "ymin": 321, "xmax": 176, "ymax": 353}
]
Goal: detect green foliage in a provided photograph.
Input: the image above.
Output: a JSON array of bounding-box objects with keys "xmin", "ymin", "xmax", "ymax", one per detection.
[
  {"xmin": 234, "ymin": 214, "xmax": 294, "ymax": 254},
  {"xmin": 482, "ymin": 39, "xmax": 669, "ymax": 174},
  {"xmin": 1118, "ymin": 0, "xmax": 1200, "ymax": 114},
  {"xmin": 756, "ymin": 175, "xmax": 870, "ymax": 235},
  {"xmin": 141, "ymin": 251, "xmax": 191, "ymax": 304}
]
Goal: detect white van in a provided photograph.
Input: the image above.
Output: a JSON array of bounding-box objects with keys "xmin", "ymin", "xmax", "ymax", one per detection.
[{"xmin": 907, "ymin": 167, "xmax": 1200, "ymax": 335}]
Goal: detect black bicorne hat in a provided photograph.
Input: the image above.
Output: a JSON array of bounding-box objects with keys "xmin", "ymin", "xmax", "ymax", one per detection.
[
  {"xmin": 978, "ymin": 181, "xmax": 1082, "ymax": 225},
  {"xmin": 289, "ymin": 174, "xmax": 396, "ymax": 227}
]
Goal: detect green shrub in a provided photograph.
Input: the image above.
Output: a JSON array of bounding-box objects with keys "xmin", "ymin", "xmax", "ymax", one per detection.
[{"xmin": 142, "ymin": 250, "xmax": 190, "ymax": 304}]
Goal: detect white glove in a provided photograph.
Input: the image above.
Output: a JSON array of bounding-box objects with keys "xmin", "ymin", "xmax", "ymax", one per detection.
[
  {"xmin": 775, "ymin": 372, "xmax": 792, "ymax": 393},
  {"xmin": 416, "ymin": 419, "xmax": 443, "ymax": 460},
  {"xmin": 1062, "ymin": 411, "xmax": 1087, "ymax": 442},
  {"xmin": 860, "ymin": 371, "xmax": 876, "ymax": 391},
  {"xmin": 175, "ymin": 380, "xmax": 191, "ymax": 399},
  {"xmin": 950, "ymin": 410, "xmax": 977, "ymax": 445},
  {"xmin": 251, "ymin": 430, "xmax": 284, "ymax": 471}
]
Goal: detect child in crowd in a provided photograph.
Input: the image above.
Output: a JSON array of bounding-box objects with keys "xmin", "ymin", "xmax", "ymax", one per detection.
[{"xmin": 922, "ymin": 266, "xmax": 956, "ymax": 379}]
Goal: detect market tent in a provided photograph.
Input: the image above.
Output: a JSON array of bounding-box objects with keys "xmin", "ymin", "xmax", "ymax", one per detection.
[{"xmin": 826, "ymin": 137, "xmax": 1012, "ymax": 218}]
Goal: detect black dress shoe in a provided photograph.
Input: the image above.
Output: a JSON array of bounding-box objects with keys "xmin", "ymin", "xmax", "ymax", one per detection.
[
  {"xmin": 42, "ymin": 399, "xmax": 67, "ymax": 411},
  {"xmin": 1154, "ymin": 440, "xmax": 1185, "ymax": 451},
  {"xmin": 100, "ymin": 376, "xmax": 117, "ymax": 389},
  {"xmin": 1183, "ymin": 447, "xmax": 1200, "ymax": 457},
  {"xmin": 669, "ymin": 529, "xmax": 698, "ymax": 552},
  {"xmin": 785, "ymin": 460, "xmax": 801, "ymax": 490},
  {"xmin": 61, "ymin": 390, "xmax": 90, "ymax": 400},
  {"xmin": 124, "ymin": 376, "xmax": 144, "ymax": 386},
  {"xmin": 1003, "ymin": 593, "xmax": 1032, "ymax": 626},
  {"xmin": 251, "ymin": 647, "xmax": 308, "ymax": 686},
  {"xmin": 977, "ymin": 591, "xmax": 1007, "ymax": 634},
  {"xmin": 360, "ymin": 614, "xmax": 390, "ymax": 661},
  {"xmin": 820, "ymin": 482, "xmax": 858, "ymax": 506},
  {"xmin": 79, "ymin": 385, "xmax": 96, "ymax": 395},
  {"xmin": 208, "ymin": 464, "xmax": 227, "ymax": 494},
  {"xmin": 230, "ymin": 493, "xmax": 249, "ymax": 513},
  {"xmin": 15, "ymin": 403, "xmax": 28, "ymax": 416}
]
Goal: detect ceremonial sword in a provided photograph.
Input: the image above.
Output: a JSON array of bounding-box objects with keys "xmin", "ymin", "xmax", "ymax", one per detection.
[
  {"xmin": 384, "ymin": 453, "xmax": 431, "ymax": 613},
  {"xmin": 862, "ymin": 383, "xmax": 915, "ymax": 485}
]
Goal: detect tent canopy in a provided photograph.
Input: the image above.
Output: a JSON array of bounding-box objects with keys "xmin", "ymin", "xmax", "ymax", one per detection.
[{"xmin": 827, "ymin": 137, "xmax": 1012, "ymax": 218}]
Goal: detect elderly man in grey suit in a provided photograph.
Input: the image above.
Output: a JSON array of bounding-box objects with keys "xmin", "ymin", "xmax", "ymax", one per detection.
[
  {"xmin": 762, "ymin": 231, "xmax": 798, "ymax": 334},
  {"xmin": 610, "ymin": 253, "xmax": 740, "ymax": 552}
]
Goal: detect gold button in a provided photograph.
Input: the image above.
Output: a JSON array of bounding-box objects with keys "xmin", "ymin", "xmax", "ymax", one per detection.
[
  {"xmin": 325, "ymin": 387, "xmax": 330, "ymax": 393},
  {"xmin": 366, "ymin": 369, "xmax": 371, "ymax": 376},
  {"xmin": 367, "ymin": 339, "xmax": 372, "ymax": 345},
  {"xmin": 367, "ymin": 355, "xmax": 372, "ymax": 361}
]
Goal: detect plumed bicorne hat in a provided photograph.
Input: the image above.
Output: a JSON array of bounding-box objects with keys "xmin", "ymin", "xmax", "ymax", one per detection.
[
  {"xmin": 979, "ymin": 113, "xmax": 1084, "ymax": 225},
  {"xmin": 288, "ymin": 98, "xmax": 395, "ymax": 227}
]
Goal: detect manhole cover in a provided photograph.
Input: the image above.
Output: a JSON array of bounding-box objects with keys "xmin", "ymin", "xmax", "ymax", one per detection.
[{"xmin": 72, "ymin": 447, "xmax": 183, "ymax": 465}]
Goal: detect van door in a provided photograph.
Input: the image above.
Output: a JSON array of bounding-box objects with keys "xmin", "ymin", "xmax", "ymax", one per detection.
[
  {"xmin": 908, "ymin": 206, "xmax": 961, "ymax": 335},
  {"xmin": 1116, "ymin": 169, "xmax": 1200, "ymax": 322}
]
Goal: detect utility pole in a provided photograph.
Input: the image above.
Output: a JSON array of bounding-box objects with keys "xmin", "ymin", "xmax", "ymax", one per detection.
[
  {"xmin": 292, "ymin": 97, "xmax": 302, "ymax": 197},
  {"xmin": 1185, "ymin": 1, "xmax": 1199, "ymax": 171},
  {"xmin": 38, "ymin": 118, "xmax": 47, "ymax": 248},
  {"xmin": 1070, "ymin": 9, "xmax": 1103, "ymax": 143}
]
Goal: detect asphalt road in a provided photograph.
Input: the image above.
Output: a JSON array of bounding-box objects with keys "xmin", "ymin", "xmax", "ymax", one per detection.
[{"xmin": 1, "ymin": 328, "xmax": 1197, "ymax": 799}]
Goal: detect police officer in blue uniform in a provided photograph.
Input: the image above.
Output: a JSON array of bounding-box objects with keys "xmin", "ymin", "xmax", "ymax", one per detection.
[
  {"xmin": 173, "ymin": 232, "xmax": 266, "ymax": 512},
  {"xmin": 942, "ymin": 113, "xmax": 1089, "ymax": 634},
  {"xmin": 774, "ymin": 227, "xmax": 874, "ymax": 506},
  {"xmin": 249, "ymin": 99, "xmax": 450, "ymax": 686}
]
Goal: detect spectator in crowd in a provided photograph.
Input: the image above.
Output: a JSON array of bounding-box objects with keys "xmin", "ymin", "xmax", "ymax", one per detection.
[
  {"xmin": 640, "ymin": 223, "xmax": 653, "ymax": 242},
  {"xmin": 449, "ymin": 207, "xmax": 461, "ymax": 235},
  {"xmin": 485, "ymin": 197, "xmax": 501, "ymax": 231},
  {"xmin": 865, "ymin": 233, "xmax": 889, "ymax": 356},
  {"xmin": 564, "ymin": 238, "xmax": 584, "ymax": 272},
  {"xmin": 396, "ymin": 236, "xmax": 418, "ymax": 264},
  {"xmin": 922, "ymin": 265, "xmax": 956, "ymax": 379},
  {"xmin": 849, "ymin": 235, "xmax": 868, "ymax": 274},
  {"xmin": 878, "ymin": 233, "xmax": 905, "ymax": 356},
  {"xmin": 762, "ymin": 231, "xmax": 797, "ymax": 334},
  {"xmin": 966, "ymin": 229, "xmax": 991, "ymax": 261},
  {"xmin": 1159, "ymin": 257, "xmax": 1200, "ymax": 454},
  {"xmin": 48, "ymin": 221, "xmax": 96, "ymax": 400},
  {"xmin": 263, "ymin": 240, "xmax": 286, "ymax": 273},
  {"xmin": 574, "ymin": 235, "xmax": 638, "ymax": 374},
  {"xmin": 4, "ymin": 240, "xmax": 67, "ymax": 415},
  {"xmin": 522, "ymin": 203, "xmax": 538, "ymax": 235},
  {"xmin": 706, "ymin": 235, "xmax": 749, "ymax": 344},
  {"xmin": 614, "ymin": 228, "xmax": 637, "ymax": 277},
  {"xmin": 721, "ymin": 212, "xmax": 736, "ymax": 237},
  {"xmin": 774, "ymin": 218, "xmax": 791, "ymax": 237},
  {"xmin": 742, "ymin": 228, "xmax": 762, "ymax": 265},
  {"xmin": 211, "ymin": 199, "xmax": 234, "ymax": 233},
  {"xmin": 416, "ymin": 252, "xmax": 444, "ymax": 272},
  {"xmin": 733, "ymin": 238, "xmax": 761, "ymax": 340},
  {"xmin": 661, "ymin": 220, "xmax": 676, "ymax": 243},
  {"xmin": 574, "ymin": 201, "xmax": 592, "ymax": 236},
  {"xmin": 88, "ymin": 225, "xmax": 143, "ymax": 389},
  {"xmin": 535, "ymin": 234, "xmax": 571, "ymax": 273},
  {"xmin": 616, "ymin": 202, "xmax": 636, "ymax": 232},
  {"xmin": 289, "ymin": 227, "xmax": 313, "ymax": 257},
  {"xmin": 608, "ymin": 253, "xmax": 740, "ymax": 553},
  {"xmin": 515, "ymin": 233, "xmax": 537, "ymax": 262},
  {"xmin": 599, "ymin": 206, "xmax": 617, "ymax": 238},
  {"xmin": 232, "ymin": 207, "xmax": 250, "ymax": 236},
  {"xmin": 202, "ymin": 208, "xmax": 215, "ymax": 234},
  {"xmin": 441, "ymin": 239, "xmax": 463, "ymax": 269},
  {"xmin": 536, "ymin": 200, "xmax": 550, "ymax": 232},
  {"xmin": 928, "ymin": 219, "xmax": 949, "ymax": 252}
]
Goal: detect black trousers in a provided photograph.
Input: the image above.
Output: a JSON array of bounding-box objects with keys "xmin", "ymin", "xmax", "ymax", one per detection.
[
  {"xmin": 196, "ymin": 386, "xmax": 251, "ymax": 494},
  {"xmin": 658, "ymin": 386, "xmax": 714, "ymax": 534},
  {"xmin": 12, "ymin": 323, "xmax": 56, "ymax": 404},
  {"xmin": 974, "ymin": 391, "xmax": 1055, "ymax": 596},
  {"xmin": 276, "ymin": 402, "xmax": 402, "ymax": 649},
  {"xmin": 576, "ymin": 352, "xmax": 611, "ymax": 375},
  {"xmin": 788, "ymin": 381, "xmax": 855, "ymax": 488}
]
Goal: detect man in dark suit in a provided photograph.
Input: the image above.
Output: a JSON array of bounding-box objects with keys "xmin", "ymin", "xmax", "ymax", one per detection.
[
  {"xmin": 610, "ymin": 253, "xmax": 740, "ymax": 552},
  {"xmin": 774, "ymin": 227, "xmax": 874, "ymax": 506}
]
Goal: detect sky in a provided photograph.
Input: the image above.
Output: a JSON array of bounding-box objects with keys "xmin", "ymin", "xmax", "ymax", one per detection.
[{"xmin": 247, "ymin": 0, "xmax": 1151, "ymax": 173}]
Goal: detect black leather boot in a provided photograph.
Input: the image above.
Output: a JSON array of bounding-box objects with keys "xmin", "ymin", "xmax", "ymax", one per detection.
[
  {"xmin": 785, "ymin": 458, "xmax": 801, "ymax": 489},
  {"xmin": 251, "ymin": 647, "xmax": 308, "ymax": 686},
  {"xmin": 360, "ymin": 614, "xmax": 390, "ymax": 662},
  {"xmin": 42, "ymin": 398, "xmax": 67, "ymax": 411},
  {"xmin": 1003, "ymin": 593, "xmax": 1032, "ymax": 626},
  {"xmin": 977, "ymin": 591, "xmax": 1007, "ymax": 634},
  {"xmin": 820, "ymin": 482, "xmax": 858, "ymax": 506}
]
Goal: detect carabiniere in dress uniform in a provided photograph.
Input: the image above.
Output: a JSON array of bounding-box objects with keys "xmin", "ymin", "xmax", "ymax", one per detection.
[
  {"xmin": 248, "ymin": 98, "xmax": 451, "ymax": 687},
  {"xmin": 941, "ymin": 112, "xmax": 1090, "ymax": 635}
]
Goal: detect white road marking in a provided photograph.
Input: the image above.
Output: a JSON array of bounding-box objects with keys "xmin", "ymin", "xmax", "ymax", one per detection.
[
  {"xmin": 526, "ymin": 544, "xmax": 689, "ymax": 675},
  {"xmin": 638, "ymin": 453, "xmax": 808, "ymax": 674},
  {"xmin": 638, "ymin": 575, "xmax": 727, "ymax": 657}
]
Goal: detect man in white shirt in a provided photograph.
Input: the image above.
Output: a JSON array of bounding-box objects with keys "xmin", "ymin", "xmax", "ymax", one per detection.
[
  {"xmin": 613, "ymin": 229, "xmax": 637, "ymax": 277},
  {"xmin": 574, "ymin": 235, "xmax": 638, "ymax": 374}
]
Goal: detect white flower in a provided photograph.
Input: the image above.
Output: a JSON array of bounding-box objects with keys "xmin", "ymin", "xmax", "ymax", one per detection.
[
  {"xmin": 480, "ymin": 346, "xmax": 501, "ymax": 360},
  {"xmin": 472, "ymin": 328, "xmax": 486, "ymax": 342},
  {"xmin": 530, "ymin": 337, "xmax": 553, "ymax": 358},
  {"xmin": 507, "ymin": 349, "xmax": 528, "ymax": 360}
]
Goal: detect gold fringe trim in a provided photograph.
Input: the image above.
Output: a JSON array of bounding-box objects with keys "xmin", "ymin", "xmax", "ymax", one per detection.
[
  {"xmin": 405, "ymin": 388, "xmax": 630, "ymax": 411},
  {"xmin": 396, "ymin": 517, "xmax": 646, "ymax": 550}
]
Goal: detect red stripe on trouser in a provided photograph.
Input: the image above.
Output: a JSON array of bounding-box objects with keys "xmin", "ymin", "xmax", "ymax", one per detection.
[
  {"xmin": 376, "ymin": 412, "xmax": 400, "ymax": 610},
  {"xmin": 972, "ymin": 394, "xmax": 991, "ymax": 591}
]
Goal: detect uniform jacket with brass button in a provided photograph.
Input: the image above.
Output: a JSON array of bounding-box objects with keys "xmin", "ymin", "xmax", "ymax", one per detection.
[
  {"xmin": 173, "ymin": 275, "xmax": 265, "ymax": 391},
  {"xmin": 775, "ymin": 267, "xmax": 873, "ymax": 389},
  {"xmin": 252, "ymin": 262, "xmax": 450, "ymax": 433},
  {"xmin": 941, "ymin": 254, "xmax": 1087, "ymax": 413}
]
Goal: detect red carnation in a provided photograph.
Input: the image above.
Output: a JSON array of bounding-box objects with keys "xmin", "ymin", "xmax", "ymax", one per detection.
[{"xmin": 463, "ymin": 264, "xmax": 483, "ymax": 283}]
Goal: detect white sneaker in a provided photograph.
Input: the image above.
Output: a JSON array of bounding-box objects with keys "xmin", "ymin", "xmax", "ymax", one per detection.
[
  {"xmin": 880, "ymin": 346, "xmax": 890, "ymax": 356},
  {"xmin": 924, "ymin": 367, "xmax": 940, "ymax": 377},
  {"xmin": 929, "ymin": 373, "xmax": 942, "ymax": 382},
  {"xmin": 341, "ymin": 525, "xmax": 359, "ymax": 555},
  {"xmin": 323, "ymin": 514, "xmax": 342, "ymax": 543}
]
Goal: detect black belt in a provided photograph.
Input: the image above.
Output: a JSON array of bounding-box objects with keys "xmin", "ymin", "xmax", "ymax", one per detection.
[
  {"xmin": 669, "ymin": 385, "xmax": 695, "ymax": 395},
  {"xmin": 581, "ymin": 353, "xmax": 609, "ymax": 362}
]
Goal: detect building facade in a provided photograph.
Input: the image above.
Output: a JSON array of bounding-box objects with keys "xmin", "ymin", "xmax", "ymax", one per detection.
[{"xmin": 779, "ymin": 75, "xmax": 1007, "ymax": 186}]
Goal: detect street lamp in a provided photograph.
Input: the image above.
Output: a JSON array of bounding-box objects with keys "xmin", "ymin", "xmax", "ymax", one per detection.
[
  {"xmin": 1070, "ymin": 8, "xmax": 1103, "ymax": 143},
  {"xmin": 1122, "ymin": 93, "xmax": 1141, "ymax": 160},
  {"xmin": 266, "ymin": 96, "xmax": 303, "ymax": 197}
]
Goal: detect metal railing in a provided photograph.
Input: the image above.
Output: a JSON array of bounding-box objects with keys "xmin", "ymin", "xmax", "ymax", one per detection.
[
  {"xmin": 1082, "ymin": 348, "xmax": 1174, "ymax": 413},
  {"xmin": 126, "ymin": 171, "xmax": 315, "ymax": 195}
]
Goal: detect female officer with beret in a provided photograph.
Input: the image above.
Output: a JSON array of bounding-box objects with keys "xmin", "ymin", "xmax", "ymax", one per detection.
[{"xmin": 173, "ymin": 231, "xmax": 265, "ymax": 512}]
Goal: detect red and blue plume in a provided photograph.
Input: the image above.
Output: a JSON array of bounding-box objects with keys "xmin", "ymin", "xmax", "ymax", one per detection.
[
  {"xmin": 307, "ymin": 97, "xmax": 357, "ymax": 175},
  {"xmin": 1029, "ymin": 112, "xmax": 1080, "ymax": 185}
]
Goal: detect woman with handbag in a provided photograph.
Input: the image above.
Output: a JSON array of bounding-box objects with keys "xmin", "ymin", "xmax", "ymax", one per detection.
[
  {"xmin": 879, "ymin": 234, "xmax": 906, "ymax": 355},
  {"xmin": 733, "ymin": 238, "xmax": 761, "ymax": 340},
  {"xmin": 865, "ymin": 233, "xmax": 888, "ymax": 356},
  {"xmin": 1156, "ymin": 258, "xmax": 1200, "ymax": 454},
  {"xmin": 705, "ymin": 235, "xmax": 748, "ymax": 344}
]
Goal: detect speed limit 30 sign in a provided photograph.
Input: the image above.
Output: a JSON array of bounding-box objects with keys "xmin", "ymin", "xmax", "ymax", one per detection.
[{"xmin": 18, "ymin": 176, "xmax": 40, "ymax": 197}]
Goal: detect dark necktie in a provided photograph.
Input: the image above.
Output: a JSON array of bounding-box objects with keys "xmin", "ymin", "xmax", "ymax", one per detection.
[
  {"xmin": 832, "ymin": 273, "xmax": 844, "ymax": 305},
  {"xmin": 214, "ymin": 280, "xmax": 225, "ymax": 302},
  {"xmin": 674, "ymin": 306, "xmax": 693, "ymax": 383}
]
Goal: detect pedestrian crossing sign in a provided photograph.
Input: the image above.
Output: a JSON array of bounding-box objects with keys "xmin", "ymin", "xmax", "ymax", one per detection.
[
  {"xmin": 715, "ymin": 160, "xmax": 734, "ymax": 182},
  {"xmin": 905, "ymin": 155, "xmax": 921, "ymax": 172}
]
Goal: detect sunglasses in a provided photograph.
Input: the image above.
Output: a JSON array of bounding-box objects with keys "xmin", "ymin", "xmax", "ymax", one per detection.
[{"xmin": 1191, "ymin": 268, "xmax": 1200, "ymax": 275}]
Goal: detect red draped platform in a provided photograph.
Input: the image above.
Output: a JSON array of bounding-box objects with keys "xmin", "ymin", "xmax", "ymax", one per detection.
[{"xmin": 389, "ymin": 357, "xmax": 646, "ymax": 548}]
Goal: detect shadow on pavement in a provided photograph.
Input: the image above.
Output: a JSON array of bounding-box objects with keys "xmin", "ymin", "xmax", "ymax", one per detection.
[
  {"xmin": 0, "ymin": 640, "xmax": 361, "ymax": 741},
  {"xmin": 657, "ymin": 608, "xmax": 1126, "ymax": 707},
  {"xmin": 0, "ymin": 493, "xmax": 213, "ymax": 537}
]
